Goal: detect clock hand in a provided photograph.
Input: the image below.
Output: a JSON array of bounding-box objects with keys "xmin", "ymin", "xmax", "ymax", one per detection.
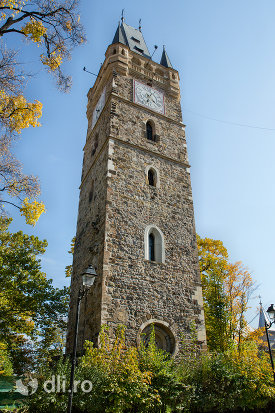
[
  {"xmin": 147, "ymin": 94, "xmax": 157, "ymax": 105},
  {"xmin": 146, "ymin": 93, "xmax": 154, "ymax": 102}
]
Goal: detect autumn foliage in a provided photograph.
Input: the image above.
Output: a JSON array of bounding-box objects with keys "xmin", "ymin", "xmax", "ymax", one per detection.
[
  {"xmin": 0, "ymin": 0, "xmax": 85, "ymax": 225},
  {"xmin": 0, "ymin": 0, "xmax": 84, "ymax": 86},
  {"xmin": 197, "ymin": 235, "xmax": 256, "ymax": 352},
  {"xmin": 26, "ymin": 325, "xmax": 275, "ymax": 413},
  {"xmin": 2, "ymin": 230, "xmax": 274, "ymax": 412}
]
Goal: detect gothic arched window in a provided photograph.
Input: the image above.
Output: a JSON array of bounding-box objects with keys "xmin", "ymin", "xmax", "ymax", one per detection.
[
  {"xmin": 144, "ymin": 225, "xmax": 165, "ymax": 263},
  {"xmin": 146, "ymin": 121, "xmax": 153, "ymax": 141},
  {"xmin": 148, "ymin": 168, "xmax": 156, "ymax": 187}
]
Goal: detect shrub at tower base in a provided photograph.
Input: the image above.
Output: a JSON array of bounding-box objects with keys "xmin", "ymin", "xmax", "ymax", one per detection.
[{"xmin": 27, "ymin": 326, "xmax": 275, "ymax": 413}]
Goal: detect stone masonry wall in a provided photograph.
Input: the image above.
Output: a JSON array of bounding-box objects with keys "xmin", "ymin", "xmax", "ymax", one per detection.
[
  {"xmin": 100, "ymin": 66, "xmax": 205, "ymax": 349},
  {"xmin": 66, "ymin": 45, "xmax": 206, "ymax": 353},
  {"xmin": 66, "ymin": 107, "xmax": 111, "ymax": 352},
  {"xmin": 101, "ymin": 140, "xmax": 203, "ymax": 347}
]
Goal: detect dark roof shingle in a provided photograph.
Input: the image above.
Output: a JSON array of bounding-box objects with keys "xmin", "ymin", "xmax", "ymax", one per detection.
[{"xmin": 112, "ymin": 22, "xmax": 150, "ymax": 59}]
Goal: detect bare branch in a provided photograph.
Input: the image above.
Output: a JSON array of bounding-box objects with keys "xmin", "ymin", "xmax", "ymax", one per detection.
[{"xmin": 0, "ymin": 199, "xmax": 20, "ymax": 209}]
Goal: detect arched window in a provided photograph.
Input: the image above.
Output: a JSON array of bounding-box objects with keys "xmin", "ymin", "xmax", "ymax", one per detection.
[
  {"xmin": 149, "ymin": 233, "xmax": 155, "ymax": 261},
  {"xmin": 146, "ymin": 121, "xmax": 153, "ymax": 141},
  {"xmin": 148, "ymin": 168, "xmax": 156, "ymax": 187},
  {"xmin": 144, "ymin": 225, "xmax": 165, "ymax": 263},
  {"xmin": 145, "ymin": 166, "xmax": 159, "ymax": 188}
]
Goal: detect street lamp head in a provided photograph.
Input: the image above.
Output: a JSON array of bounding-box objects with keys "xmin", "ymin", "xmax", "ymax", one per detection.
[
  {"xmin": 82, "ymin": 265, "xmax": 98, "ymax": 288},
  {"xmin": 267, "ymin": 304, "xmax": 275, "ymax": 322}
]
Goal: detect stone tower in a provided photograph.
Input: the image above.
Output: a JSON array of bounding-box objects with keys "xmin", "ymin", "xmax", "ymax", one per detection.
[{"xmin": 66, "ymin": 21, "xmax": 206, "ymax": 354}]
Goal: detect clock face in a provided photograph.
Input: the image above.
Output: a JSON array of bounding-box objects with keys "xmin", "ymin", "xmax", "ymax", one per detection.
[
  {"xmin": 91, "ymin": 87, "xmax": 106, "ymax": 130},
  {"xmin": 134, "ymin": 80, "xmax": 165, "ymax": 114}
]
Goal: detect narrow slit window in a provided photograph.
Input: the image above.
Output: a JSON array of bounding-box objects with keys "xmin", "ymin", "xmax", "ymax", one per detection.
[
  {"xmin": 149, "ymin": 233, "xmax": 155, "ymax": 261},
  {"xmin": 91, "ymin": 134, "xmax": 99, "ymax": 156},
  {"xmin": 148, "ymin": 169, "xmax": 156, "ymax": 187},
  {"xmin": 146, "ymin": 122, "xmax": 153, "ymax": 141},
  {"xmin": 89, "ymin": 180, "xmax": 94, "ymax": 203}
]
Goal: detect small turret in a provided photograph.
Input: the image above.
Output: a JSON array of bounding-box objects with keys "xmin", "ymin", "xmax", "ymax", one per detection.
[
  {"xmin": 112, "ymin": 23, "xmax": 126, "ymax": 46},
  {"xmin": 160, "ymin": 46, "xmax": 173, "ymax": 68}
]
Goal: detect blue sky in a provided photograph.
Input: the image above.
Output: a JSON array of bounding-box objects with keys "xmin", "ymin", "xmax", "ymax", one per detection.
[{"xmin": 7, "ymin": 0, "xmax": 275, "ymax": 327}]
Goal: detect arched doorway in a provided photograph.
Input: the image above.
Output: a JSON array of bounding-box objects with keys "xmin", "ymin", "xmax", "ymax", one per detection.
[{"xmin": 139, "ymin": 321, "xmax": 176, "ymax": 354}]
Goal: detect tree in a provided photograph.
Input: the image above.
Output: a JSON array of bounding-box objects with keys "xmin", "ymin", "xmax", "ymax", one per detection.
[
  {"xmin": 0, "ymin": 0, "xmax": 85, "ymax": 224},
  {"xmin": 197, "ymin": 235, "xmax": 255, "ymax": 352},
  {"xmin": 65, "ymin": 236, "xmax": 75, "ymax": 277},
  {"xmin": 0, "ymin": 341, "xmax": 13, "ymax": 375},
  {"xmin": 0, "ymin": 217, "xmax": 69, "ymax": 374},
  {"xmin": 225, "ymin": 261, "xmax": 254, "ymax": 346},
  {"xmin": 0, "ymin": 45, "xmax": 44, "ymax": 225}
]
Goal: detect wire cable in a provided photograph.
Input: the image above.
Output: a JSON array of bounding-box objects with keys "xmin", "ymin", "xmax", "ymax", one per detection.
[
  {"xmin": 247, "ymin": 300, "xmax": 270, "ymax": 326},
  {"xmin": 184, "ymin": 108, "xmax": 275, "ymax": 131}
]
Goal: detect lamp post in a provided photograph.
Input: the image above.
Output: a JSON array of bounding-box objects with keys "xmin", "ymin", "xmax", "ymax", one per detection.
[
  {"xmin": 67, "ymin": 265, "xmax": 97, "ymax": 413},
  {"xmin": 265, "ymin": 304, "xmax": 275, "ymax": 384}
]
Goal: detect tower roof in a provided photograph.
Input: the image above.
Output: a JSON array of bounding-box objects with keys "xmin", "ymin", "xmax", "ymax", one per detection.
[
  {"xmin": 259, "ymin": 306, "xmax": 275, "ymax": 331},
  {"xmin": 112, "ymin": 22, "xmax": 150, "ymax": 59},
  {"xmin": 160, "ymin": 46, "xmax": 173, "ymax": 68}
]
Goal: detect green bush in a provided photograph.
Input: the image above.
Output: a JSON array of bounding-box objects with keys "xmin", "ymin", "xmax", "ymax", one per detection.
[
  {"xmin": 176, "ymin": 339, "xmax": 275, "ymax": 412},
  {"xmin": 25, "ymin": 327, "xmax": 275, "ymax": 413}
]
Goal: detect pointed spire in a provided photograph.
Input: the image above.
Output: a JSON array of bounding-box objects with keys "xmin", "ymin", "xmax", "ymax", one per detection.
[
  {"xmin": 258, "ymin": 303, "xmax": 274, "ymax": 329},
  {"xmin": 160, "ymin": 45, "xmax": 173, "ymax": 68},
  {"xmin": 112, "ymin": 23, "xmax": 127, "ymax": 46}
]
